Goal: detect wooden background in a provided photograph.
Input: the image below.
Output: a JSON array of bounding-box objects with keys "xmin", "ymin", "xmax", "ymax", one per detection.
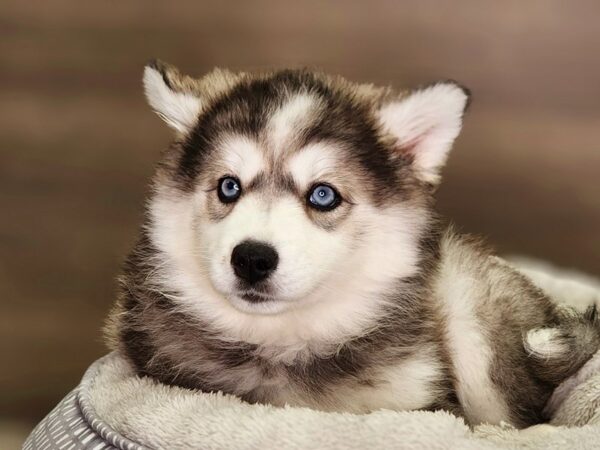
[{"xmin": 1, "ymin": 0, "xmax": 599, "ymax": 439}]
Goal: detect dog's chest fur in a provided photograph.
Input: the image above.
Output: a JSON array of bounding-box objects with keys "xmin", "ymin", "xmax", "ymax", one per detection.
[{"xmin": 120, "ymin": 302, "xmax": 457, "ymax": 416}]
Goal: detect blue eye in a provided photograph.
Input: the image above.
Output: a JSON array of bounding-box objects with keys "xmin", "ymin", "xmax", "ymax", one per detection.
[
  {"xmin": 308, "ymin": 184, "xmax": 340, "ymax": 211},
  {"xmin": 218, "ymin": 176, "xmax": 241, "ymax": 203}
]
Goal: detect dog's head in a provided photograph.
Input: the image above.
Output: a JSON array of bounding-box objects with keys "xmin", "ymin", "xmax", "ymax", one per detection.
[{"xmin": 141, "ymin": 61, "xmax": 469, "ymax": 345}]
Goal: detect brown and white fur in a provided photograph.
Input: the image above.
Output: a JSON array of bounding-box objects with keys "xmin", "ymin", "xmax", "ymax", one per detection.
[{"xmin": 106, "ymin": 60, "xmax": 600, "ymax": 428}]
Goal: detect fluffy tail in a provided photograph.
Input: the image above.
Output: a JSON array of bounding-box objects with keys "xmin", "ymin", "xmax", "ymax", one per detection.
[{"xmin": 524, "ymin": 305, "xmax": 600, "ymax": 386}]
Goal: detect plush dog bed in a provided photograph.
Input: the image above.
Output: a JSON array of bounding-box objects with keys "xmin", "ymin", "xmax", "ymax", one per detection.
[{"xmin": 24, "ymin": 259, "xmax": 600, "ymax": 450}]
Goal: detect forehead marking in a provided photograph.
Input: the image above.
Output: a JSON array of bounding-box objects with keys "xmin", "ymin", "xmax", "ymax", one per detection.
[
  {"xmin": 267, "ymin": 94, "xmax": 321, "ymax": 154},
  {"xmin": 287, "ymin": 143, "xmax": 340, "ymax": 189},
  {"xmin": 220, "ymin": 135, "xmax": 265, "ymax": 183}
]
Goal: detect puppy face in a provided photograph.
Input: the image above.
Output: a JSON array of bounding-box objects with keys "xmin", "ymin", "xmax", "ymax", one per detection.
[
  {"xmin": 200, "ymin": 138, "xmax": 359, "ymax": 311},
  {"xmin": 143, "ymin": 62, "xmax": 468, "ymax": 342}
]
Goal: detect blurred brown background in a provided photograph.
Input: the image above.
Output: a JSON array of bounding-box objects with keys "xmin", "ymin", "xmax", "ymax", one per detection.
[{"xmin": 1, "ymin": 0, "xmax": 599, "ymax": 445}]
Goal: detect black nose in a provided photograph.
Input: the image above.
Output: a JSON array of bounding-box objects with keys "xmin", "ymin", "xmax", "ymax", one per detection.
[{"xmin": 231, "ymin": 241, "xmax": 279, "ymax": 285}]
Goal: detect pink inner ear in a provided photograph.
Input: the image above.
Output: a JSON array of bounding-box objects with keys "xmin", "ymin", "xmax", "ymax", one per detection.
[
  {"xmin": 394, "ymin": 126, "xmax": 435, "ymax": 155},
  {"xmin": 376, "ymin": 82, "xmax": 468, "ymax": 184}
]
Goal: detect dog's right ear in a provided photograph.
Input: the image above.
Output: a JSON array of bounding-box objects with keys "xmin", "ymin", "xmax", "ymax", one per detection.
[
  {"xmin": 376, "ymin": 81, "xmax": 470, "ymax": 185},
  {"xmin": 143, "ymin": 60, "xmax": 202, "ymax": 135}
]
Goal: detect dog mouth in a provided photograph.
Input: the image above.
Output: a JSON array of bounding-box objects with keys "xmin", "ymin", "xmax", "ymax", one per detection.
[
  {"xmin": 238, "ymin": 290, "xmax": 276, "ymax": 303},
  {"xmin": 227, "ymin": 287, "xmax": 296, "ymax": 315}
]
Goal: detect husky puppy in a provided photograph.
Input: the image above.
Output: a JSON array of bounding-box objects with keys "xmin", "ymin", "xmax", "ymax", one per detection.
[{"xmin": 106, "ymin": 60, "xmax": 600, "ymax": 428}]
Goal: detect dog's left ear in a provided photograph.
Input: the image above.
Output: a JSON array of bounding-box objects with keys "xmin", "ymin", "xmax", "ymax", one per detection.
[
  {"xmin": 376, "ymin": 82, "xmax": 470, "ymax": 185},
  {"xmin": 143, "ymin": 60, "xmax": 203, "ymax": 135}
]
